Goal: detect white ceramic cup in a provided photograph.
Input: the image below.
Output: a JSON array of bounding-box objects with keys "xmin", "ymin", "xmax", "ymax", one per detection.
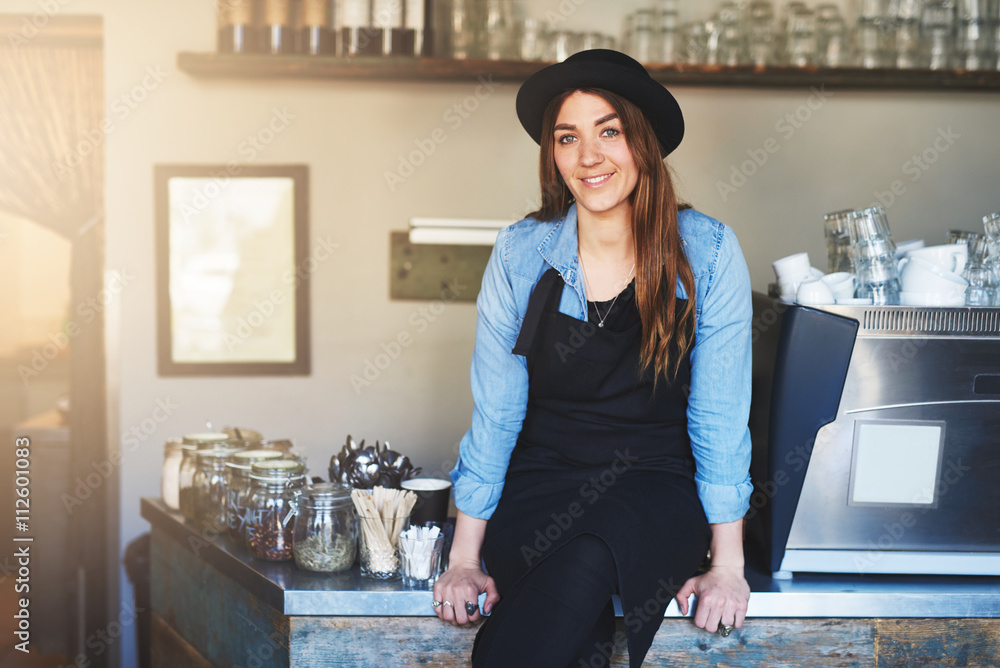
[
  {"xmin": 894, "ymin": 239, "xmax": 925, "ymax": 258},
  {"xmin": 899, "ymin": 256, "xmax": 968, "ymax": 297},
  {"xmin": 821, "ymin": 272, "xmax": 856, "ymax": 300},
  {"xmin": 903, "ymin": 243, "xmax": 968, "ymax": 274},
  {"xmin": 796, "ymin": 277, "xmax": 836, "ymax": 305},
  {"xmin": 899, "ymin": 291, "xmax": 965, "ymax": 307},
  {"xmin": 773, "ymin": 252, "xmax": 812, "ymax": 297}
]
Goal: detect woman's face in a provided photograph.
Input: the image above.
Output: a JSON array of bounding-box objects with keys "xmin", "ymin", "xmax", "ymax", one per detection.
[{"xmin": 552, "ymin": 91, "xmax": 639, "ymax": 222}]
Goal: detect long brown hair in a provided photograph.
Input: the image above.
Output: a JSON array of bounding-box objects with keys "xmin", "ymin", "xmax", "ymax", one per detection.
[{"xmin": 528, "ymin": 88, "xmax": 696, "ymax": 382}]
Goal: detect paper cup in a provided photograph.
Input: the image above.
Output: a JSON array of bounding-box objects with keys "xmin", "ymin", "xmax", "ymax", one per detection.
[{"xmin": 401, "ymin": 478, "xmax": 451, "ymax": 526}]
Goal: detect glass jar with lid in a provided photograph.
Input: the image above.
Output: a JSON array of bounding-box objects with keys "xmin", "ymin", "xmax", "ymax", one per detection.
[
  {"xmin": 161, "ymin": 438, "xmax": 184, "ymax": 510},
  {"xmin": 293, "ymin": 483, "xmax": 357, "ymax": 572},
  {"xmin": 245, "ymin": 459, "xmax": 308, "ymax": 561},
  {"xmin": 178, "ymin": 433, "xmax": 230, "ymax": 521},
  {"xmin": 259, "ymin": 438, "xmax": 297, "ymax": 455},
  {"xmin": 192, "ymin": 445, "xmax": 247, "ymax": 532},
  {"xmin": 217, "ymin": 0, "xmax": 260, "ymax": 54},
  {"xmin": 297, "ymin": 0, "xmax": 336, "ymax": 55},
  {"xmin": 225, "ymin": 449, "xmax": 286, "ymax": 544}
]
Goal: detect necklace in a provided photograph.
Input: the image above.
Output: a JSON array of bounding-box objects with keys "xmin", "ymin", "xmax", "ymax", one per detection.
[{"xmin": 578, "ymin": 254, "xmax": 635, "ymax": 328}]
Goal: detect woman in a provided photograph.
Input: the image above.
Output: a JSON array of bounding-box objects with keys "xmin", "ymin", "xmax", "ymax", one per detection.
[{"xmin": 433, "ymin": 50, "xmax": 753, "ymax": 668}]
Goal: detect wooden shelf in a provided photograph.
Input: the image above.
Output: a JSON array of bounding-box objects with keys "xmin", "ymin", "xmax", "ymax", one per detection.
[{"xmin": 177, "ymin": 51, "xmax": 1000, "ymax": 91}]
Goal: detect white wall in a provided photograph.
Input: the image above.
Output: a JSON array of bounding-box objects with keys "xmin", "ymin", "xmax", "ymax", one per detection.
[{"xmin": 6, "ymin": 1, "xmax": 999, "ymax": 666}]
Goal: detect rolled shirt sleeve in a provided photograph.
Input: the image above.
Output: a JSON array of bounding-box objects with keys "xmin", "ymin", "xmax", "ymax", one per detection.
[
  {"xmin": 686, "ymin": 224, "xmax": 754, "ymax": 524},
  {"xmin": 450, "ymin": 229, "xmax": 529, "ymax": 520}
]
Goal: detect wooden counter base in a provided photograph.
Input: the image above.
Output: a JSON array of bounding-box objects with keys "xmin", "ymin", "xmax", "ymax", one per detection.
[{"xmin": 146, "ymin": 498, "xmax": 1000, "ymax": 667}]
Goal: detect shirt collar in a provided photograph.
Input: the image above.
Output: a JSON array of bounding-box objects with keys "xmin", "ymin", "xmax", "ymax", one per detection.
[{"xmin": 537, "ymin": 203, "xmax": 580, "ymax": 286}]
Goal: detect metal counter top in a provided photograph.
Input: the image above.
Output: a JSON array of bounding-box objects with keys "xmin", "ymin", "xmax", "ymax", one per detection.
[{"xmin": 142, "ymin": 498, "xmax": 1000, "ymax": 619}]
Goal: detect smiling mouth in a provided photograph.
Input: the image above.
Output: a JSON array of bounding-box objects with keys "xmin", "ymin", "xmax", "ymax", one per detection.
[{"xmin": 581, "ymin": 173, "xmax": 613, "ymax": 187}]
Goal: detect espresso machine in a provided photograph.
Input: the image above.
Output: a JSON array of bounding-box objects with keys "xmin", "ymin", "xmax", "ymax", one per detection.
[{"xmin": 747, "ymin": 293, "xmax": 1000, "ymax": 577}]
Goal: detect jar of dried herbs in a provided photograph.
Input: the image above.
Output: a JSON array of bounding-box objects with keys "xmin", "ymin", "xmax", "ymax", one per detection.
[
  {"xmin": 293, "ymin": 483, "xmax": 357, "ymax": 573},
  {"xmin": 178, "ymin": 433, "xmax": 230, "ymax": 521},
  {"xmin": 245, "ymin": 459, "xmax": 307, "ymax": 561},
  {"xmin": 225, "ymin": 449, "xmax": 286, "ymax": 544},
  {"xmin": 192, "ymin": 445, "xmax": 247, "ymax": 532}
]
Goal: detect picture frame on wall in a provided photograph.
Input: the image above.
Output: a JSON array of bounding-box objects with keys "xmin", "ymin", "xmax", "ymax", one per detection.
[{"xmin": 154, "ymin": 164, "xmax": 310, "ymax": 376}]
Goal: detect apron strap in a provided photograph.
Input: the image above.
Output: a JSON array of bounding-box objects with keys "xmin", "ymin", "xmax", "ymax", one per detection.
[{"xmin": 512, "ymin": 267, "xmax": 564, "ymax": 357}]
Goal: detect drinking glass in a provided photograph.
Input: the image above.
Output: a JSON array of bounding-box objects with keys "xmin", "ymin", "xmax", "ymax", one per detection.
[
  {"xmin": 854, "ymin": 255, "xmax": 902, "ymax": 305},
  {"xmin": 817, "ymin": 4, "xmax": 849, "ymax": 67},
  {"xmin": 849, "ymin": 206, "xmax": 896, "ymax": 254},
  {"xmin": 658, "ymin": 12, "xmax": 680, "ymax": 63},
  {"xmin": 680, "ymin": 22, "xmax": 709, "ymax": 64},
  {"xmin": 519, "ymin": 19, "xmax": 544, "ymax": 61},
  {"xmin": 956, "ymin": 17, "xmax": 992, "ymax": 69},
  {"xmin": 957, "ymin": 0, "xmax": 991, "ymax": 19},
  {"xmin": 787, "ymin": 8, "xmax": 818, "ymax": 66},
  {"xmin": 449, "ymin": 0, "xmax": 485, "ymax": 59},
  {"xmin": 894, "ymin": 19, "xmax": 923, "ymax": 67},
  {"xmin": 717, "ymin": 2, "xmax": 745, "ymax": 65},
  {"xmin": 399, "ymin": 526, "xmax": 445, "ymax": 589},
  {"xmin": 948, "ymin": 228, "xmax": 981, "ymax": 244},
  {"xmin": 962, "ymin": 235, "xmax": 996, "ymax": 306},
  {"xmin": 774, "ymin": 1, "xmax": 807, "ymax": 64},
  {"xmin": 985, "ymin": 212, "xmax": 1000, "ymax": 298},
  {"xmin": 922, "ymin": 1, "xmax": 955, "ymax": 69},
  {"xmin": 630, "ymin": 9, "xmax": 655, "ymax": 62},
  {"xmin": 854, "ymin": 18, "xmax": 887, "ymax": 68},
  {"xmin": 484, "ymin": 0, "xmax": 513, "ymax": 60},
  {"xmin": 549, "ymin": 31, "xmax": 581, "ymax": 62},
  {"xmin": 358, "ymin": 513, "xmax": 409, "ymax": 579},
  {"xmin": 581, "ymin": 32, "xmax": 605, "ymax": 52},
  {"xmin": 748, "ymin": 1, "xmax": 777, "ymax": 66},
  {"xmin": 861, "ymin": 0, "xmax": 890, "ymax": 19},
  {"xmin": 849, "ymin": 206, "xmax": 899, "ymax": 304},
  {"xmin": 703, "ymin": 19, "xmax": 724, "ymax": 65},
  {"xmin": 824, "ymin": 209, "xmax": 855, "ymax": 273}
]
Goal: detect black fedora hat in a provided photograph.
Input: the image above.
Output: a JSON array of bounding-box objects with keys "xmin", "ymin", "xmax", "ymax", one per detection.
[{"xmin": 516, "ymin": 49, "xmax": 684, "ymax": 157}]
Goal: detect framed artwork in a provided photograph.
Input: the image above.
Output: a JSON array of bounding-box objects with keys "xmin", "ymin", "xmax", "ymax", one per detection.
[{"xmin": 155, "ymin": 164, "xmax": 310, "ymax": 376}]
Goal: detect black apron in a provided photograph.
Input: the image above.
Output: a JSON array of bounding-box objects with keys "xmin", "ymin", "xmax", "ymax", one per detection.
[{"xmin": 481, "ymin": 268, "xmax": 712, "ymax": 668}]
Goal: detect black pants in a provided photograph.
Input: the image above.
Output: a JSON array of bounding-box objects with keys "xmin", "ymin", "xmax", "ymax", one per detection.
[{"xmin": 472, "ymin": 533, "xmax": 621, "ymax": 668}]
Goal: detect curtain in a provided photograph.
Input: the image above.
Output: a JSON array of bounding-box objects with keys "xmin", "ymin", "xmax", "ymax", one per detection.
[{"xmin": 0, "ymin": 44, "xmax": 104, "ymax": 236}]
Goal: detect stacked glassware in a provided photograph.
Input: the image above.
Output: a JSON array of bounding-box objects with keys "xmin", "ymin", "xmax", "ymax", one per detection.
[
  {"xmin": 824, "ymin": 209, "xmax": 855, "ymax": 274},
  {"xmin": 961, "ymin": 234, "xmax": 996, "ymax": 306},
  {"xmin": 622, "ymin": 0, "xmax": 681, "ymax": 63},
  {"xmin": 621, "ymin": 0, "xmax": 999, "ymax": 69},
  {"xmin": 848, "ymin": 206, "xmax": 902, "ymax": 305},
  {"xmin": 985, "ymin": 212, "xmax": 1000, "ymax": 304}
]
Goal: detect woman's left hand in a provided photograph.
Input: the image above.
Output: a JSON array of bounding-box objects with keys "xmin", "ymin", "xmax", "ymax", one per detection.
[{"xmin": 675, "ymin": 565, "xmax": 750, "ymax": 634}]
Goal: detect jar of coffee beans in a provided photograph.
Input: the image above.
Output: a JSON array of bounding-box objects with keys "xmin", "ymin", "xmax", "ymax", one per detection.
[
  {"xmin": 225, "ymin": 449, "xmax": 286, "ymax": 544},
  {"xmin": 245, "ymin": 459, "xmax": 307, "ymax": 561}
]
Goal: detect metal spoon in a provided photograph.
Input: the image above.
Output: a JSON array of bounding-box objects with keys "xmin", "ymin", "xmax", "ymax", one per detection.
[{"xmin": 350, "ymin": 447, "xmax": 381, "ymax": 488}]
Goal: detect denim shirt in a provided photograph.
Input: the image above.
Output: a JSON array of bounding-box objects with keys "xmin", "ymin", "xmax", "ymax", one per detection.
[{"xmin": 450, "ymin": 204, "xmax": 753, "ymax": 524}]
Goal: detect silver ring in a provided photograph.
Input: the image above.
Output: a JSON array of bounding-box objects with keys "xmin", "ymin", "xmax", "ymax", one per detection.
[
  {"xmin": 719, "ymin": 624, "xmax": 734, "ymax": 637},
  {"xmin": 442, "ymin": 600, "xmax": 453, "ymax": 608},
  {"xmin": 431, "ymin": 600, "xmax": 442, "ymax": 608},
  {"xmin": 465, "ymin": 601, "xmax": 479, "ymax": 616}
]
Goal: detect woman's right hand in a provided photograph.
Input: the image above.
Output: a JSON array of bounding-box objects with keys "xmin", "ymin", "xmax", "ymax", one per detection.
[{"xmin": 432, "ymin": 558, "xmax": 500, "ymax": 626}]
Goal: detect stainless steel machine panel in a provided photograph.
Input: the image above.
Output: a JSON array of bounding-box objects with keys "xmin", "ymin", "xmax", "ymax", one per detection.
[{"xmin": 750, "ymin": 296, "xmax": 1000, "ymax": 576}]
